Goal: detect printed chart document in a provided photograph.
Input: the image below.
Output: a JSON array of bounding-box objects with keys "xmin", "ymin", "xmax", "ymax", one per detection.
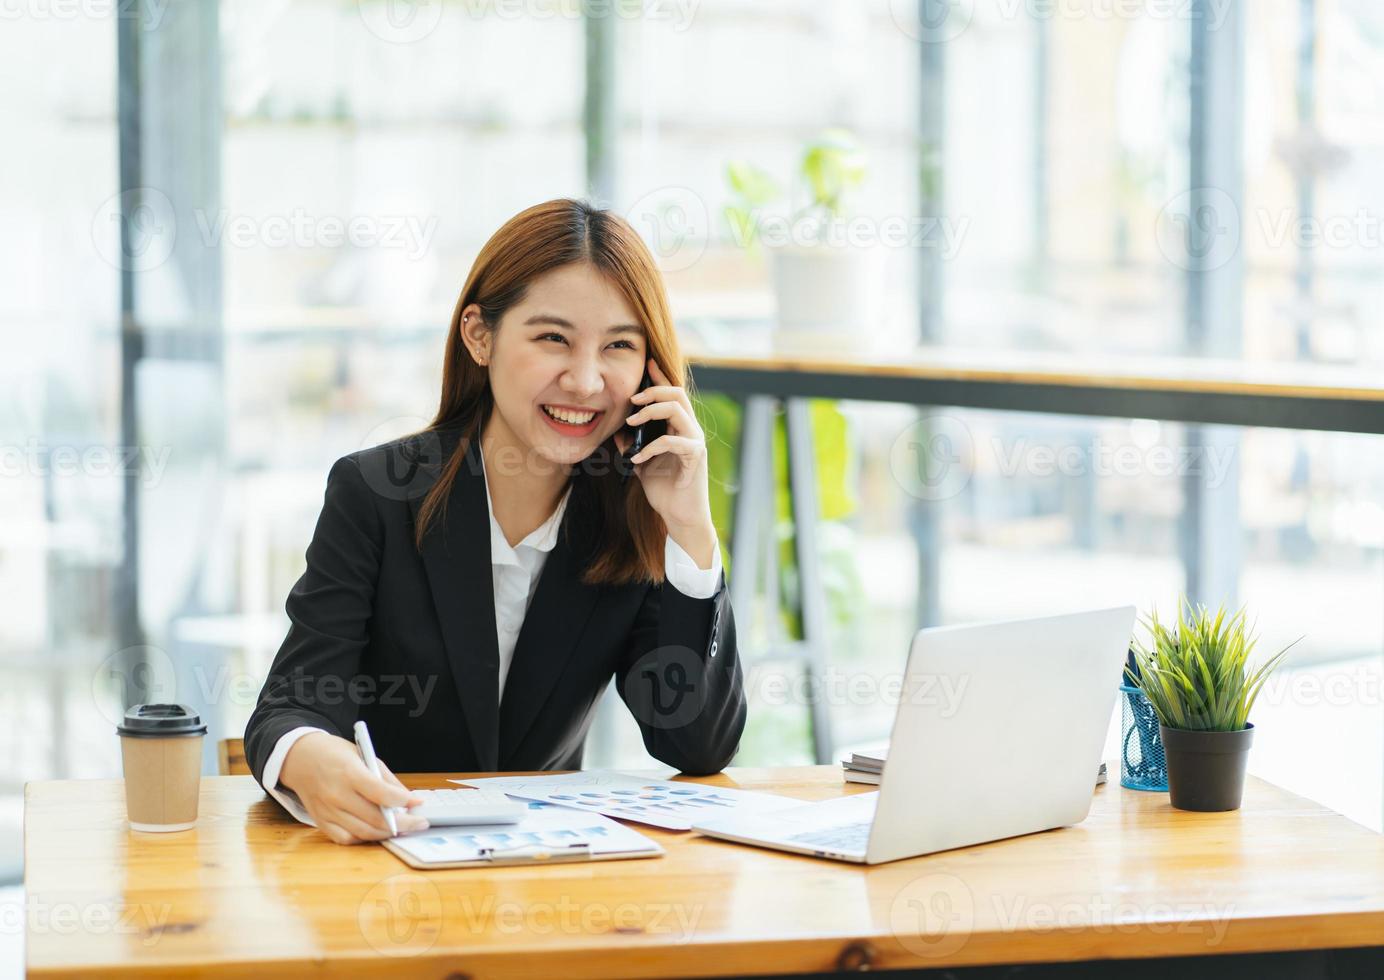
[
  {"xmin": 452, "ymin": 770, "xmax": 801, "ymax": 831},
  {"xmin": 383, "ymin": 807, "xmax": 662, "ymax": 869}
]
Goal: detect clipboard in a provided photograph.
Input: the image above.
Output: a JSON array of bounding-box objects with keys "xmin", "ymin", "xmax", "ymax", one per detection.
[
  {"xmin": 382, "ymin": 837, "xmax": 664, "ymax": 869},
  {"xmin": 378, "ymin": 808, "xmax": 665, "ymax": 869}
]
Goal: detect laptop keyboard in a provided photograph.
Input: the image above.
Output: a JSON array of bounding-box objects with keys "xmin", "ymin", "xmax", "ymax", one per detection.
[{"xmin": 786, "ymin": 821, "xmax": 871, "ymax": 852}]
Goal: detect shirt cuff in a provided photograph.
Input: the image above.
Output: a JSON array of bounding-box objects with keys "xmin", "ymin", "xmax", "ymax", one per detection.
[
  {"xmin": 664, "ymin": 530, "xmax": 722, "ymax": 600},
  {"xmin": 261, "ymin": 725, "xmax": 328, "ymax": 827}
]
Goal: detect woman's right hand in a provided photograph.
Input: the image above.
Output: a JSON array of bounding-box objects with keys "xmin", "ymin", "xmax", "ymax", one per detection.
[{"xmin": 278, "ymin": 730, "xmax": 430, "ymax": 844}]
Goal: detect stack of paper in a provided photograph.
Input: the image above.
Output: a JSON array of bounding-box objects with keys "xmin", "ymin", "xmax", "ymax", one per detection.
[
  {"xmin": 841, "ymin": 744, "xmax": 1109, "ymax": 787},
  {"xmin": 840, "ymin": 744, "xmax": 888, "ymax": 785}
]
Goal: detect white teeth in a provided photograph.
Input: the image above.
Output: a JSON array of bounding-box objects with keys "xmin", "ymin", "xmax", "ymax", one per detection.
[{"xmin": 542, "ymin": 405, "xmax": 597, "ymax": 425}]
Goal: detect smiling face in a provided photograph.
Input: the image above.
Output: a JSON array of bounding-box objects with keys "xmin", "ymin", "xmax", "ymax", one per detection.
[{"xmin": 469, "ymin": 261, "xmax": 648, "ymax": 468}]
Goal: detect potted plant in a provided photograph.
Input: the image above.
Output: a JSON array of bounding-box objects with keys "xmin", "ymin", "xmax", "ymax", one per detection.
[
  {"xmin": 724, "ymin": 128, "xmax": 881, "ymax": 351},
  {"xmin": 1125, "ymin": 600, "xmax": 1299, "ymax": 812}
]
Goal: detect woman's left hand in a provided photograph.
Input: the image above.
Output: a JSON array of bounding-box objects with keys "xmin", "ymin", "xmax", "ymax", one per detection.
[{"xmin": 615, "ymin": 358, "xmax": 716, "ymax": 557}]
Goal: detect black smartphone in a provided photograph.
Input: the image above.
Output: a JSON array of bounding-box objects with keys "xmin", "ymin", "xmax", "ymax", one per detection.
[{"xmin": 620, "ymin": 368, "xmax": 668, "ymax": 484}]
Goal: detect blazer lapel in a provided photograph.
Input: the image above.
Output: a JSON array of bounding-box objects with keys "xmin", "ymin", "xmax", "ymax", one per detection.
[
  {"xmin": 498, "ymin": 488, "xmax": 603, "ymax": 766},
  {"xmin": 408, "ymin": 428, "xmax": 501, "ymax": 770}
]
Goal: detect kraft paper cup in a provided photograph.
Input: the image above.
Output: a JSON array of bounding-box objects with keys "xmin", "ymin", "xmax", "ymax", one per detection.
[{"xmin": 117, "ymin": 703, "xmax": 207, "ymax": 832}]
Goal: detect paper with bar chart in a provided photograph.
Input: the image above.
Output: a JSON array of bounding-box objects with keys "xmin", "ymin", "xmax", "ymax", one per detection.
[
  {"xmin": 385, "ymin": 807, "xmax": 661, "ymax": 866},
  {"xmin": 452, "ymin": 770, "xmax": 801, "ymax": 831}
]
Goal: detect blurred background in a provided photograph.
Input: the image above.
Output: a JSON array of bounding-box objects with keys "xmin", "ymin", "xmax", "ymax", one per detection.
[{"xmin": 3, "ymin": 0, "xmax": 1383, "ymax": 914}]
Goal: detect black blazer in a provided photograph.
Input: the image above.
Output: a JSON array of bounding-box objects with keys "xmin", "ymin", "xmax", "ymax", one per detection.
[{"xmin": 244, "ymin": 422, "xmax": 745, "ymax": 793}]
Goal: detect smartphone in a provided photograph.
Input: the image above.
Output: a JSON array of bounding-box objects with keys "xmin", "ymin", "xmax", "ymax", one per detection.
[{"xmin": 620, "ymin": 368, "xmax": 668, "ymax": 484}]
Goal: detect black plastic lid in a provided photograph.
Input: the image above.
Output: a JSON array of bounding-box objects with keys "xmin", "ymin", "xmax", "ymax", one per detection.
[{"xmin": 116, "ymin": 703, "xmax": 208, "ymax": 738}]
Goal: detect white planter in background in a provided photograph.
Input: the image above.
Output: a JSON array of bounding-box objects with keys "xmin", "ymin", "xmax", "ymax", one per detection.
[{"xmin": 769, "ymin": 243, "xmax": 881, "ymax": 353}]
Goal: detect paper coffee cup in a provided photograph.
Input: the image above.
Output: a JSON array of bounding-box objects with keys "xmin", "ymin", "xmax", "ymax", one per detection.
[{"xmin": 117, "ymin": 703, "xmax": 207, "ymax": 832}]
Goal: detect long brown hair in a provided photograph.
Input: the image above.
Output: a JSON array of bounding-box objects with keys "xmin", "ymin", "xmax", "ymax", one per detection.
[{"xmin": 413, "ymin": 198, "xmax": 689, "ymax": 587}]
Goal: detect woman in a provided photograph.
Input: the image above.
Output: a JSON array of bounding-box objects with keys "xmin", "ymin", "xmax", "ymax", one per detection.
[{"xmin": 244, "ymin": 199, "xmax": 745, "ymax": 845}]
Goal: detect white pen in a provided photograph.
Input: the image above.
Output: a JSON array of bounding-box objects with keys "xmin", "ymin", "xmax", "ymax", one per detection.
[{"xmin": 352, "ymin": 720, "xmax": 399, "ymax": 837}]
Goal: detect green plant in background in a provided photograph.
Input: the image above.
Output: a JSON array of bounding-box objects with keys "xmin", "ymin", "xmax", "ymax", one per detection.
[
  {"xmin": 722, "ymin": 127, "xmax": 868, "ymax": 250},
  {"xmin": 917, "ymin": 138, "xmax": 943, "ymax": 209},
  {"xmin": 692, "ymin": 392, "xmax": 860, "ymax": 638},
  {"xmin": 798, "ymin": 127, "xmax": 866, "ymax": 224},
  {"xmin": 1125, "ymin": 599, "xmax": 1299, "ymax": 733},
  {"xmin": 1111, "ymin": 145, "xmax": 1163, "ymax": 270},
  {"xmin": 723, "ymin": 161, "xmax": 781, "ymax": 252},
  {"xmin": 769, "ymin": 399, "xmax": 860, "ymax": 641},
  {"xmin": 692, "ymin": 390, "xmax": 742, "ymax": 574}
]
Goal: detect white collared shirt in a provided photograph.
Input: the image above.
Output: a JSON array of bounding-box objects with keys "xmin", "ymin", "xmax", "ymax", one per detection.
[{"xmin": 261, "ymin": 454, "xmax": 723, "ymax": 826}]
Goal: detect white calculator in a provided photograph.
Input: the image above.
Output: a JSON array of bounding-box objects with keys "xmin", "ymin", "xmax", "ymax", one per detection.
[{"xmin": 409, "ymin": 788, "xmax": 527, "ymax": 827}]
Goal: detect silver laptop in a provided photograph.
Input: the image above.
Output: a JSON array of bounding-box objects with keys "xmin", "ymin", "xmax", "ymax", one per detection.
[{"xmin": 692, "ymin": 606, "xmax": 1136, "ymax": 864}]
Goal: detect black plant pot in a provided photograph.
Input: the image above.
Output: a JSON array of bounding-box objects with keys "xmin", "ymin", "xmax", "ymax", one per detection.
[{"xmin": 1158, "ymin": 723, "xmax": 1255, "ymax": 812}]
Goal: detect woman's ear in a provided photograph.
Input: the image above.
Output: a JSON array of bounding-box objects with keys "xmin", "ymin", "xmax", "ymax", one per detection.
[{"xmin": 459, "ymin": 303, "xmax": 491, "ymax": 366}]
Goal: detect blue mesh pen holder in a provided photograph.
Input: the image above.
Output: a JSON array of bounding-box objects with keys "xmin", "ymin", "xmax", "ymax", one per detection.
[{"xmin": 1119, "ymin": 684, "xmax": 1168, "ymax": 791}]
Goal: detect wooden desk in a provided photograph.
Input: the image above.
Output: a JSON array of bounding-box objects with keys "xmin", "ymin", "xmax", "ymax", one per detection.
[
  {"xmin": 24, "ymin": 766, "xmax": 1384, "ymax": 978},
  {"xmin": 687, "ymin": 346, "xmax": 1384, "ymax": 435}
]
